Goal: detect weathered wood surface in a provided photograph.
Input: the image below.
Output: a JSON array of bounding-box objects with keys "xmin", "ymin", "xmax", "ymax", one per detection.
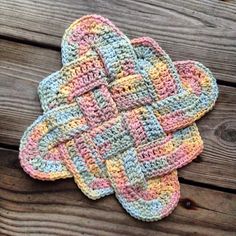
[
  {"xmin": 0, "ymin": 0, "xmax": 236, "ymax": 235},
  {"xmin": 0, "ymin": 148, "xmax": 235, "ymax": 236},
  {"xmin": 1, "ymin": 0, "xmax": 236, "ymax": 83}
]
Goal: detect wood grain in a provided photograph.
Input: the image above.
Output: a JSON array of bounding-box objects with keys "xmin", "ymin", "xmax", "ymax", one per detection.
[
  {"xmin": 0, "ymin": 148, "xmax": 235, "ymax": 236},
  {"xmin": 0, "ymin": 0, "xmax": 236, "ymax": 83},
  {"xmin": 0, "ymin": 39, "xmax": 235, "ymax": 190}
]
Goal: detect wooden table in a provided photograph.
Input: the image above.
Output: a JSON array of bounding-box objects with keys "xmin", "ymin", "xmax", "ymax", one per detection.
[{"xmin": 0, "ymin": 1, "xmax": 236, "ymax": 235}]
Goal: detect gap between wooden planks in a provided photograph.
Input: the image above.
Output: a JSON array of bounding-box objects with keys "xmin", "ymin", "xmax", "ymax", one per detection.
[
  {"xmin": 0, "ymin": 147, "xmax": 236, "ymax": 236},
  {"xmin": 0, "ymin": 39, "xmax": 235, "ymax": 191}
]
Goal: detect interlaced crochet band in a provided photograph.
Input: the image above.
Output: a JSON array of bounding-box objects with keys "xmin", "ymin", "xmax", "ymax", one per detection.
[{"xmin": 19, "ymin": 15, "xmax": 218, "ymax": 221}]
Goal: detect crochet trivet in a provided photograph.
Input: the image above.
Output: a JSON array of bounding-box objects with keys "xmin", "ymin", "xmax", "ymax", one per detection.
[{"xmin": 19, "ymin": 15, "xmax": 218, "ymax": 221}]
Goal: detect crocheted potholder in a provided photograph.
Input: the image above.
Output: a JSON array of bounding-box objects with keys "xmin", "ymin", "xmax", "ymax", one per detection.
[{"xmin": 19, "ymin": 15, "xmax": 218, "ymax": 221}]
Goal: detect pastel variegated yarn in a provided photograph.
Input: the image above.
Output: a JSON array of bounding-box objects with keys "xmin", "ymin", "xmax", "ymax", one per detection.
[{"xmin": 19, "ymin": 15, "xmax": 218, "ymax": 221}]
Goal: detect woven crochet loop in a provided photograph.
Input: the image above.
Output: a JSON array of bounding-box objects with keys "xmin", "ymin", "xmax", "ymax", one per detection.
[
  {"xmin": 38, "ymin": 37, "xmax": 217, "ymax": 139},
  {"xmin": 19, "ymin": 15, "xmax": 219, "ymax": 222},
  {"xmin": 20, "ymin": 36, "xmax": 216, "ymax": 201},
  {"xmin": 21, "ymin": 14, "xmax": 217, "ymax": 190}
]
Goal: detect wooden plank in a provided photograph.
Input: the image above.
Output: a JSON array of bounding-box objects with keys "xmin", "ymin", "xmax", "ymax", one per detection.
[
  {"xmin": 0, "ymin": 39, "xmax": 236, "ymax": 190},
  {"xmin": 0, "ymin": 148, "xmax": 235, "ymax": 236},
  {"xmin": 0, "ymin": 0, "xmax": 236, "ymax": 83}
]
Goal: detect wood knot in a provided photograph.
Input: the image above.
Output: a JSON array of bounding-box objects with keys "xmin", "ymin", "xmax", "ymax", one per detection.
[
  {"xmin": 193, "ymin": 156, "xmax": 203, "ymax": 163},
  {"xmin": 215, "ymin": 121, "xmax": 236, "ymax": 143},
  {"xmin": 180, "ymin": 198, "xmax": 197, "ymax": 210}
]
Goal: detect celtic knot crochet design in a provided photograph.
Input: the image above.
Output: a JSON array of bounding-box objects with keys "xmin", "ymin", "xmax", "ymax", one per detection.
[{"xmin": 19, "ymin": 15, "xmax": 218, "ymax": 221}]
